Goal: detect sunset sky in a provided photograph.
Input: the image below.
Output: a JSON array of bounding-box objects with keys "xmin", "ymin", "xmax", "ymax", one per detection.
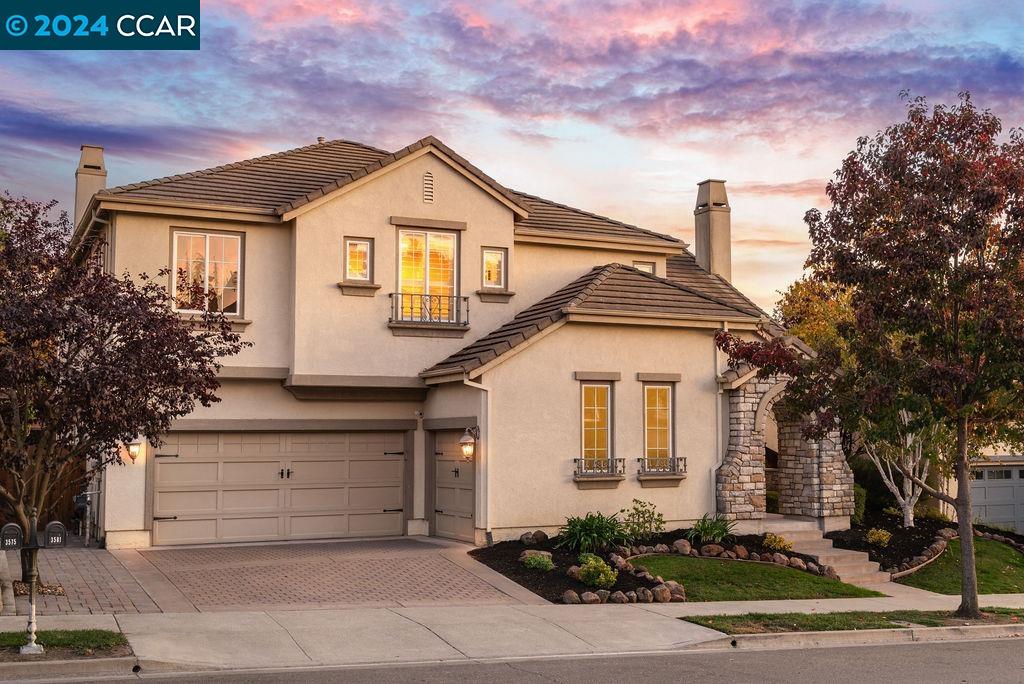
[{"xmin": 3, "ymin": 0, "xmax": 1023, "ymax": 309}]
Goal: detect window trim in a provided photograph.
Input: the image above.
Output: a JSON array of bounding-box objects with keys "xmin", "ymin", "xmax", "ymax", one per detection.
[
  {"xmin": 580, "ymin": 382, "xmax": 613, "ymax": 464},
  {"xmin": 343, "ymin": 237, "xmax": 374, "ymax": 283},
  {"xmin": 170, "ymin": 228, "xmax": 244, "ymax": 317},
  {"xmin": 481, "ymin": 246, "xmax": 508, "ymax": 290},
  {"xmin": 633, "ymin": 261, "xmax": 656, "ymax": 275},
  {"xmin": 642, "ymin": 382, "xmax": 674, "ymax": 462}
]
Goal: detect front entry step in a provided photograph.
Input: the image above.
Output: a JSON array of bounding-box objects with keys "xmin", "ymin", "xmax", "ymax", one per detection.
[{"xmin": 761, "ymin": 517, "xmax": 890, "ymax": 585}]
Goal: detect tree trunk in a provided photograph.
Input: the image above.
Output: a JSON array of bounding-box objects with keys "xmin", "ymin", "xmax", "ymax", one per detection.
[
  {"xmin": 953, "ymin": 416, "xmax": 980, "ymax": 619},
  {"xmin": 902, "ymin": 503, "xmax": 915, "ymax": 528}
]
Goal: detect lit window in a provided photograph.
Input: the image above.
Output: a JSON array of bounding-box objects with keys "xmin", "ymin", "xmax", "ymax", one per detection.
[
  {"xmin": 644, "ymin": 385, "xmax": 672, "ymax": 470},
  {"xmin": 482, "ymin": 248, "xmax": 506, "ymax": 289},
  {"xmin": 581, "ymin": 384, "xmax": 611, "ymax": 470},
  {"xmin": 173, "ymin": 231, "xmax": 241, "ymax": 314},
  {"xmin": 633, "ymin": 261, "xmax": 656, "ymax": 274},
  {"xmin": 344, "ymin": 238, "xmax": 372, "ymax": 281},
  {"xmin": 399, "ymin": 230, "xmax": 457, "ymax": 321}
]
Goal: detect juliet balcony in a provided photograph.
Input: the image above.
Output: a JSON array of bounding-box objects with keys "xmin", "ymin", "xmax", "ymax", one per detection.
[{"xmin": 388, "ymin": 292, "xmax": 470, "ymax": 338}]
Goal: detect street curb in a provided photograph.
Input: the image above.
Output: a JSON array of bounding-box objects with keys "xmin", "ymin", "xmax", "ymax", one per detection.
[
  {"xmin": 684, "ymin": 623, "xmax": 1024, "ymax": 651},
  {"xmin": 0, "ymin": 655, "xmax": 139, "ymax": 679}
]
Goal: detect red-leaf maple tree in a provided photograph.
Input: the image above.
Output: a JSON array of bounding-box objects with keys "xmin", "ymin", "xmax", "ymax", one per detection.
[{"xmin": 717, "ymin": 93, "xmax": 1024, "ymax": 618}]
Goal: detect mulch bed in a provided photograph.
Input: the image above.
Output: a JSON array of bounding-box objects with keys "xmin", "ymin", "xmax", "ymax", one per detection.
[
  {"xmin": 12, "ymin": 582, "xmax": 65, "ymax": 597},
  {"xmin": 644, "ymin": 530, "xmax": 820, "ymax": 566},
  {"xmin": 470, "ymin": 538, "xmax": 658, "ymax": 602},
  {"xmin": 826, "ymin": 512, "xmax": 951, "ymax": 568},
  {"xmin": 975, "ymin": 523, "xmax": 1024, "ymax": 547}
]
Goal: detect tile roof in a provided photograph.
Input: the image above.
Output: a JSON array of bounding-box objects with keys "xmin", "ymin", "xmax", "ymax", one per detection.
[
  {"xmin": 422, "ymin": 263, "xmax": 761, "ymax": 377},
  {"xmin": 98, "ymin": 135, "xmax": 680, "ymax": 246}
]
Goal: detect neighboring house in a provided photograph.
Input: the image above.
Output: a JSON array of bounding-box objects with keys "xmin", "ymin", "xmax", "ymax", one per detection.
[
  {"xmin": 71, "ymin": 136, "xmax": 854, "ymax": 549},
  {"xmin": 970, "ymin": 455, "xmax": 1024, "ymax": 533}
]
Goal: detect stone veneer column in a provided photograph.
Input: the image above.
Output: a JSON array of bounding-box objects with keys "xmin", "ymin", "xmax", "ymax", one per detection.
[
  {"xmin": 776, "ymin": 420, "xmax": 855, "ymax": 518},
  {"xmin": 716, "ymin": 380, "xmax": 772, "ymax": 520}
]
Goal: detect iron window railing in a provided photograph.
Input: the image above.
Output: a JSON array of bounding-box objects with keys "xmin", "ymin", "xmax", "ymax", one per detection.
[
  {"xmin": 637, "ymin": 456, "xmax": 687, "ymax": 476},
  {"xmin": 389, "ymin": 293, "xmax": 469, "ymax": 326},
  {"xmin": 574, "ymin": 457, "xmax": 625, "ymax": 478}
]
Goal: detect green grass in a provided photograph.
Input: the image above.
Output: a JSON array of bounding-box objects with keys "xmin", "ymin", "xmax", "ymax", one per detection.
[
  {"xmin": 637, "ymin": 554, "xmax": 883, "ymax": 601},
  {"xmin": 899, "ymin": 539, "xmax": 1024, "ymax": 595},
  {"xmin": 0, "ymin": 630, "xmax": 126, "ymax": 651},
  {"xmin": 684, "ymin": 607, "xmax": 1024, "ymax": 634}
]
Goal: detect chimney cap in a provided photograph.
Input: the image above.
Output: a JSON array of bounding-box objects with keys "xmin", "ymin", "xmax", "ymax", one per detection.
[
  {"xmin": 316, "ymin": 136, "xmax": 326, "ymax": 144},
  {"xmin": 695, "ymin": 178, "xmax": 729, "ymax": 211}
]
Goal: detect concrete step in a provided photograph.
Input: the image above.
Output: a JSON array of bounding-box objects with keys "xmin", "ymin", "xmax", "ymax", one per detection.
[{"xmin": 839, "ymin": 571, "xmax": 892, "ymax": 585}]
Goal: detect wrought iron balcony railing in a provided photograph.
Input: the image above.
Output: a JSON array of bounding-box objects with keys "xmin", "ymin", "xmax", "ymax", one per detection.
[
  {"xmin": 637, "ymin": 456, "xmax": 687, "ymax": 476},
  {"xmin": 574, "ymin": 457, "xmax": 626, "ymax": 478},
  {"xmin": 389, "ymin": 292, "xmax": 469, "ymax": 326}
]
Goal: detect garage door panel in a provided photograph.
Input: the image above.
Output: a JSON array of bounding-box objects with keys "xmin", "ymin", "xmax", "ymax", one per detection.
[
  {"xmin": 153, "ymin": 431, "xmax": 405, "ymax": 545},
  {"xmin": 971, "ymin": 467, "xmax": 1024, "ymax": 533}
]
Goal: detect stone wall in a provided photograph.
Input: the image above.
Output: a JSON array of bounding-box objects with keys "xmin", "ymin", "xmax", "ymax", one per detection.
[{"xmin": 716, "ymin": 379, "xmax": 774, "ymax": 520}]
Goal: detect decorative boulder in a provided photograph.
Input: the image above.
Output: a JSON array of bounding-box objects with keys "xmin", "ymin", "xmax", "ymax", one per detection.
[
  {"xmin": 596, "ymin": 590, "xmax": 611, "ymax": 603},
  {"xmin": 771, "ymin": 553, "xmax": 789, "ymax": 566},
  {"xmin": 806, "ymin": 562, "xmax": 819, "ymax": 575},
  {"xmin": 654, "ymin": 544, "xmax": 670, "ymax": 554},
  {"xmin": 562, "ymin": 590, "xmax": 581, "ymax": 604},
  {"xmin": 938, "ymin": 528, "xmax": 957, "ymax": 540},
  {"xmin": 608, "ymin": 591, "xmax": 628, "ymax": 604},
  {"xmin": 567, "ymin": 565, "xmax": 582, "ymax": 580},
  {"xmin": 750, "ymin": 552, "xmax": 761, "ymax": 562},
  {"xmin": 519, "ymin": 549, "xmax": 552, "ymax": 563},
  {"xmin": 520, "ymin": 532, "xmax": 536, "ymax": 546},
  {"xmin": 689, "ymin": 549, "xmax": 700, "ymax": 557},
  {"xmin": 672, "ymin": 539, "xmax": 692, "ymax": 555},
  {"xmin": 823, "ymin": 565, "xmax": 840, "ymax": 580},
  {"xmin": 580, "ymin": 592, "xmax": 601, "ymax": 604},
  {"xmin": 636, "ymin": 587, "xmax": 653, "ymax": 603},
  {"xmin": 625, "ymin": 591, "xmax": 638, "ymax": 603},
  {"xmin": 723, "ymin": 550, "xmax": 737, "ymax": 560},
  {"xmin": 733, "ymin": 545, "xmax": 749, "ymax": 560},
  {"xmin": 701, "ymin": 544, "xmax": 725, "ymax": 557},
  {"xmin": 532, "ymin": 530, "xmax": 549, "ymax": 544},
  {"xmin": 651, "ymin": 584, "xmax": 672, "ymax": 603},
  {"xmin": 633, "ymin": 564, "xmax": 648, "ymax": 575},
  {"xmin": 788, "ymin": 557, "xmax": 806, "ymax": 571},
  {"xmin": 665, "ymin": 580, "xmax": 686, "ymax": 601},
  {"xmin": 614, "ymin": 545, "xmax": 632, "ymax": 557}
]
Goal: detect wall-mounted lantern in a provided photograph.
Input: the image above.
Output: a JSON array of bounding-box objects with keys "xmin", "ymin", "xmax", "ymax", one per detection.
[
  {"xmin": 126, "ymin": 439, "xmax": 142, "ymax": 464},
  {"xmin": 459, "ymin": 427, "xmax": 480, "ymax": 461}
]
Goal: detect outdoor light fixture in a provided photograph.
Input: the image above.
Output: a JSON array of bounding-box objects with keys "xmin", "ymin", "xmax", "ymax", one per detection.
[
  {"xmin": 126, "ymin": 440, "xmax": 142, "ymax": 464},
  {"xmin": 459, "ymin": 427, "xmax": 480, "ymax": 461}
]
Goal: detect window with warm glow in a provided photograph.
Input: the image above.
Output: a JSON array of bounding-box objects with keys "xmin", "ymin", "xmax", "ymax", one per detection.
[
  {"xmin": 399, "ymin": 230, "xmax": 457, "ymax": 320},
  {"xmin": 482, "ymin": 248, "xmax": 506, "ymax": 289},
  {"xmin": 633, "ymin": 261, "xmax": 656, "ymax": 274},
  {"xmin": 644, "ymin": 385, "xmax": 672, "ymax": 469},
  {"xmin": 345, "ymin": 238, "xmax": 371, "ymax": 281},
  {"xmin": 581, "ymin": 384, "xmax": 611, "ymax": 469},
  {"xmin": 173, "ymin": 231, "xmax": 241, "ymax": 314}
]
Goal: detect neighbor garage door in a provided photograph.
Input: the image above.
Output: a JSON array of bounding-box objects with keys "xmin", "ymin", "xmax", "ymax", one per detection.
[
  {"xmin": 152, "ymin": 432, "xmax": 406, "ymax": 546},
  {"xmin": 971, "ymin": 465, "xmax": 1024, "ymax": 534}
]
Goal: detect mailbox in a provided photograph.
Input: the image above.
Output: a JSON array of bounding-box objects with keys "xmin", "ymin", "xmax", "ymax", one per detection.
[
  {"xmin": 1, "ymin": 523, "xmax": 23, "ymax": 551},
  {"xmin": 44, "ymin": 521, "xmax": 67, "ymax": 548}
]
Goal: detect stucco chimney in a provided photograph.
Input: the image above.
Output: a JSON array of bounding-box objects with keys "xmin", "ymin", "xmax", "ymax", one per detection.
[
  {"xmin": 74, "ymin": 145, "xmax": 106, "ymax": 227},
  {"xmin": 694, "ymin": 179, "xmax": 731, "ymax": 281}
]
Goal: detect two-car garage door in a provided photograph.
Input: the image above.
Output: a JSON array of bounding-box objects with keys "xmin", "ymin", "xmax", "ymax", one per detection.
[{"xmin": 152, "ymin": 432, "xmax": 406, "ymax": 546}]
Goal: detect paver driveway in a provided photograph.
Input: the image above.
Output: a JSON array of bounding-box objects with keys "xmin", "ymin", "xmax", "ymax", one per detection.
[{"xmin": 137, "ymin": 538, "xmax": 525, "ymax": 612}]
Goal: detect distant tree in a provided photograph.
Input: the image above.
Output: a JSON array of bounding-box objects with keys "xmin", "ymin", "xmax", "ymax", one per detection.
[
  {"xmin": 716, "ymin": 93, "xmax": 1024, "ymax": 618},
  {"xmin": 0, "ymin": 194, "xmax": 247, "ymax": 579}
]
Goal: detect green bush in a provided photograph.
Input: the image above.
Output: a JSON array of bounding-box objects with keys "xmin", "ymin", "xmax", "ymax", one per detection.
[
  {"xmin": 763, "ymin": 532, "xmax": 793, "ymax": 552},
  {"xmin": 684, "ymin": 513, "xmax": 737, "ymax": 545},
  {"xmin": 578, "ymin": 555, "xmax": 618, "ymax": 589},
  {"xmin": 556, "ymin": 512, "xmax": 628, "ymax": 554},
  {"xmin": 766, "ymin": 490, "xmax": 780, "ymax": 514},
  {"xmin": 852, "ymin": 483, "xmax": 867, "ymax": 526},
  {"xmin": 915, "ymin": 504, "xmax": 953, "ymax": 523},
  {"xmin": 523, "ymin": 554, "xmax": 554, "ymax": 572},
  {"xmin": 866, "ymin": 528, "xmax": 892, "ymax": 547},
  {"xmin": 620, "ymin": 499, "xmax": 665, "ymax": 542}
]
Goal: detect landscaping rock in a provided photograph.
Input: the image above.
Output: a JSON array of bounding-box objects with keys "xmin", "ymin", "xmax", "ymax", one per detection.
[
  {"xmin": 823, "ymin": 565, "xmax": 840, "ymax": 580},
  {"xmin": 567, "ymin": 565, "xmax": 581, "ymax": 580},
  {"xmin": 640, "ymin": 572, "xmax": 655, "ymax": 582},
  {"xmin": 750, "ymin": 552, "xmax": 761, "ymax": 562},
  {"xmin": 652, "ymin": 584, "xmax": 672, "ymax": 603},
  {"xmin": 723, "ymin": 550, "xmax": 737, "ymax": 560},
  {"xmin": 654, "ymin": 544, "xmax": 670, "ymax": 554},
  {"xmin": 701, "ymin": 544, "xmax": 725, "ymax": 557},
  {"xmin": 911, "ymin": 555, "xmax": 928, "ymax": 566},
  {"xmin": 938, "ymin": 528, "xmax": 958, "ymax": 540},
  {"xmin": 788, "ymin": 557, "xmax": 806, "ymax": 571},
  {"xmin": 637, "ymin": 587, "xmax": 653, "ymax": 603},
  {"xmin": 625, "ymin": 591, "xmax": 637, "ymax": 603},
  {"xmin": 610, "ymin": 554, "xmax": 628, "ymax": 569},
  {"xmin": 665, "ymin": 580, "xmax": 686, "ymax": 601},
  {"xmin": 771, "ymin": 552, "xmax": 789, "ymax": 565},
  {"xmin": 733, "ymin": 545, "xmax": 749, "ymax": 560},
  {"xmin": 689, "ymin": 549, "xmax": 700, "ymax": 557},
  {"xmin": 609, "ymin": 591, "xmax": 628, "ymax": 604},
  {"xmin": 806, "ymin": 562, "xmax": 819, "ymax": 575},
  {"xmin": 519, "ymin": 549, "xmax": 552, "ymax": 562},
  {"xmin": 672, "ymin": 539, "xmax": 692, "ymax": 555},
  {"xmin": 562, "ymin": 590, "xmax": 581, "ymax": 604},
  {"xmin": 596, "ymin": 590, "xmax": 611, "ymax": 603},
  {"xmin": 614, "ymin": 545, "xmax": 632, "ymax": 557},
  {"xmin": 532, "ymin": 530, "xmax": 549, "ymax": 544},
  {"xmin": 520, "ymin": 532, "xmax": 536, "ymax": 546},
  {"xmin": 633, "ymin": 564, "xmax": 648, "ymax": 575},
  {"xmin": 580, "ymin": 592, "xmax": 601, "ymax": 604}
]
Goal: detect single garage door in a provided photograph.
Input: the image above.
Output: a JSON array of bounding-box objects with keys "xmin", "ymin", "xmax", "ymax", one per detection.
[
  {"xmin": 971, "ymin": 465, "xmax": 1024, "ymax": 533},
  {"xmin": 152, "ymin": 431, "xmax": 406, "ymax": 546},
  {"xmin": 433, "ymin": 430, "xmax": 476, "ymax": 543}
]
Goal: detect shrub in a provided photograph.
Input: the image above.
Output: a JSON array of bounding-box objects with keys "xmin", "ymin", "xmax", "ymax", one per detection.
[
  {"xmin": 523, "ymin": 554, "xmax": 554, "ymax": 572},
  {"xmin": 763, "ymin": 532, "xmax": 793, "ymax": 552},
  {"xmin": 852, "ymin": 483, "xmax": 867, "ymax": 526},
  {"xmin": 577, "ymin": 552, "xmax": 600, "ymax": 565},
  {"xmin": 578, "ymin": 555, "xmax": 618, "ymax": 589},
  {"xmin": 882, "ymin": 506, "xmax": 900, "ymax": 517},
  {"xmin": 684, "ymin": 513, "xmax": 737, "ymax": 545},
  {"xmin": 556, "ymin": 512, "xmax": 628, "ymax": 554},
  {"xmin": 620, "ymin": 499, "xmax": 665, "ymax": 542},
  {"xmin": 766, "ymin": 490, "xmax": 780, "ymax": 514},
  {"xmin": 866, "ymin": 528, "xmax": 892, "ymax": 547},
  {"xmin": 915, "ymin": 504, "xmax": 953, "ymax": 523}
]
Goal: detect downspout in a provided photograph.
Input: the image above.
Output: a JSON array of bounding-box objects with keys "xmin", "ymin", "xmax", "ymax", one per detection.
[
  {"xmin": 463, "ymin": 376, "xmax": 493, "ymax": 544},
  {"xmin": 713, "ymin": 322, "xmax": 728, "ymax": 513}
]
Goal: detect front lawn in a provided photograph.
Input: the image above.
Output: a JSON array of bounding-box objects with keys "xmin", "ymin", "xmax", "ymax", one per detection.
[
  {"xmin": 684, "ymin": 607, "xmax": 1024, "ymax": 634},
  {"xmin": 0, "ymin": 629, "xmax": 130, "ymax": 662},
  {"xmin": 638, "ymin": 554, "xmax": 883, "ymax": 601},
  {"xmin": 899, "ymin": 538, "xmax": 1024, "ymax": 594}
]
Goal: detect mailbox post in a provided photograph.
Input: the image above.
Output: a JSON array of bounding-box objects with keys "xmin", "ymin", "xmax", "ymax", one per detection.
[{"xmin": 10, "ymin": 511, "xmax": 66, "ymax": 656}]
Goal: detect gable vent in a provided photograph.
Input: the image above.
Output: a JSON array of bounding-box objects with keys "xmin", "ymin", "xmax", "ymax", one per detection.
[{"xmin": 423, "ymin": 171, "xmax": 435, "ymax": 203}]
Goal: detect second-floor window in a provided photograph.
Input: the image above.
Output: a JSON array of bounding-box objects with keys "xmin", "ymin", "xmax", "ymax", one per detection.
[
  {"xmin": 399, "ymin": 230, "xmax": 457, "ymax": 320},
  {"xmin": 345, "ymin": 238, "xmax": 372, "ymax": 281},
  {"xmin": 482, "ymin": 247, "xmax": 506, "ymax": 289},
  {"xmin": 173, "ymin": 231, "xmax": 241, "ymax": 315}
]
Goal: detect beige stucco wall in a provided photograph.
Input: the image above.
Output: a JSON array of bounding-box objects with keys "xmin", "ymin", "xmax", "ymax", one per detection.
[
  {"xmin": 480, "ymin": 322, "xmax": 723, "ymax": 538},
  {"xmin": 110, "ymin": 212, "xmax": 293, "ymax": 369}
]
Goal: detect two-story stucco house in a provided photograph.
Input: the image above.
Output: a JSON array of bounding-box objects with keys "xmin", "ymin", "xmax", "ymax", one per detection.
[{"xmin": 70, "ymin": 136, "xmax": 855, "ymax": 549}]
